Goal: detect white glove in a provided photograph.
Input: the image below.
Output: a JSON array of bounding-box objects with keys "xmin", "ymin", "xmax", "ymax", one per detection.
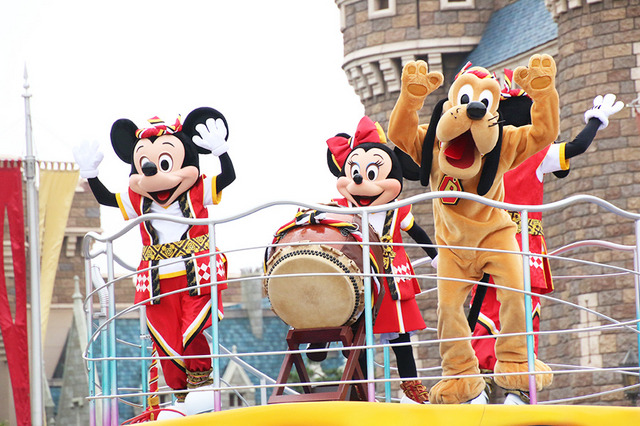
[
  {"xmin": 72, "ymin": 140, "xmax": 103, "ymax": 179},
  {"xmin": 192, "ymin": 118, "xmax": 229, "ymax": 156},
  {"xmin": 584, "ymin": 93, "xmax": 624, "ymax": 130},
  {"xmin": 431, "ymin": 255, "xmax": 438, "ymax": 270}
]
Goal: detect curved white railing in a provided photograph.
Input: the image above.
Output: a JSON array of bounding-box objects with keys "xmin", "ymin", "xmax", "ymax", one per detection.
[{"xmin": 81, "ymin": 192, "xmax": 640, "ymax": 425}]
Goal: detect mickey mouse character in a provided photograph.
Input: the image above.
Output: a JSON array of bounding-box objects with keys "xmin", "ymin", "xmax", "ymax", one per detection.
[
  {"xmin": 326, "ymin": 116, "xmax": 438, "ymax": 404},
  {"xmin": 469, "ymin": 71, "xmax": 624, "ymax": 404},
  {"xmin": 73, "ymin": 107, "xmax": 235, "ymax": 412},
  {"xmin": 388, "ymin": 54, "xmax": 559, "ymax": 404}
]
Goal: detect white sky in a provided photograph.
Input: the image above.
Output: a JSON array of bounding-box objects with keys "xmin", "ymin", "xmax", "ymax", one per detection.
[{"xmin": 1, "ymin": 1, "xmax": 366, "ymax": 274}]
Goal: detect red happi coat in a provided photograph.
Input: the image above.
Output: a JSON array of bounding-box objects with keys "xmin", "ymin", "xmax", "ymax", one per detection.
[
  {"xmin": 333, "ymin": 198, "xmax": 426, "ymax": 334},
  {"xmin": 121, "ymin": 176, "xmax": 227, "ymax": 310},
  {"xmin": 503, "ymin": 145, "xmax": 553, "ymax": 294}
]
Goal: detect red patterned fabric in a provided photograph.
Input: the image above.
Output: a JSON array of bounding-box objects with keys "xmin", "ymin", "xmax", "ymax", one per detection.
[
  {"xmin": 135, "ymin": 116, "xmax": 182, "ymax": 139},
  {"xmin": 0, "ymin": 160, "xmax": 31, "ymax": 425},
  {"xmin": 454, "ymin": 61, "xmax": 493, "ymax": 81},
  {"xmin": 501, "ymin": 68, "xmax": 529, "ymax": 99},
  {"xmin": 127, "ymin": 176, "xmax": 227, "ymax": 308},
  {"xmin": 332, "ymin": 198, "xmax": 425, "ymax": 334}
]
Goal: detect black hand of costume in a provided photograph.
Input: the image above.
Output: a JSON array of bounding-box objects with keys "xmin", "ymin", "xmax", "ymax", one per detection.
[
  {"xmin": 564, "ymin": 118, "xmax": 601, "ymax": 159},
  {"xmin": 88, "ymin": 177, "xmax": 118, "ymax": 207},
  {"xmin": 406, "ymin": 222, "xmax": 437, "ymax": 259},
  {"xmin": 215, "ymin": 153, "xmax": 236, "ymax": 193}
]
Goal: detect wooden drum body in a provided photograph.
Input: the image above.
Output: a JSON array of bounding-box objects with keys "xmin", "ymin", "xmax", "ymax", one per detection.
[{"xmin": 264, "ymin": 212, "xmax": 381, "ymax": 329}]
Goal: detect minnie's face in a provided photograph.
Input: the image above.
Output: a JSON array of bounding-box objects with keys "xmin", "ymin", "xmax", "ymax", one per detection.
[
  {"xmin": 336, "ymin": 147, "xmax": 401, "ymax": 207},
  {"xmin": 129, "ymin": 135, "xmax": 199, "ymax": 207}
]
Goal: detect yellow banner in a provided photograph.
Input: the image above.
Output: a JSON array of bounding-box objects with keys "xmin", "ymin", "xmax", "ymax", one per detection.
[{"xmin": 38, "ymin": 162, "xmax": 79, "ymax": 342}]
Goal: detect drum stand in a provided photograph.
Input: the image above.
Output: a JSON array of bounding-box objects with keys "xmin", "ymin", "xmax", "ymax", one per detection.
[{"xmin": 268, "ymin": 322, "xmax": 368, "ymax": 403}]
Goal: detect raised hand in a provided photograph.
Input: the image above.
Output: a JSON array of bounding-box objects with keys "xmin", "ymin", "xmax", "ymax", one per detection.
[
  {"xmin": 513, "ymin": 54, "xmax": 557, "ymax": 98},
  {"xmin": 584, "ymin": 93, "xmax": 624, "ymax": 130},
  {"xmin": 192, "ymin": 118, "xmax": 229, "ymax": 156},
  {"xmin": 73, "ymin": 140, "xmax": 104, "ymax": 179},
  {"xmin": 401, "ymin": 60, "xmax": 444, "ymax": 100}
]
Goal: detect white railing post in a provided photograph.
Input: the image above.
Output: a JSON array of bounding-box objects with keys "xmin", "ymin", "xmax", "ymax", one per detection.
[
  {"xmin": 84, "ymin": 258, "xmax": 97, "ymax": 426},
  {"xmin": 520, "ymin": 209, "xmax": 537, "ymax": 404},
  {"xmin": 360, "ymin": 210, "xmax": 376, "ymax": 402},
  {"xmin": 633, "ymin": 220, "xmax": 640, "ymax": 376},
  {"xmin": 209, "ymin": 223, "xmax": 222, "ymax": 411},
  {"xmin": 105, "ymin": 242, "xmax": 118, "ymax": 424}
]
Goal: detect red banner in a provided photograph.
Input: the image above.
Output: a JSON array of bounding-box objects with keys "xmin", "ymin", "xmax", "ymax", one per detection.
[{"xmin": 0, "ymin": 159, "xmax": 31, "ymax": 425}]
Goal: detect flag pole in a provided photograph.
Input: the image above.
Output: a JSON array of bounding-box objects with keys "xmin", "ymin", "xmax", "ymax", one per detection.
[{"xmin": 23, "ymin": 65, "xmax": 44, "ymax": 426}]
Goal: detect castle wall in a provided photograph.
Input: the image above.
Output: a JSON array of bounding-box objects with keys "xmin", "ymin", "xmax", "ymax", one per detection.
[{"xmin": 337, "ymin": 0, "xmax": 640, "ymax": 404}]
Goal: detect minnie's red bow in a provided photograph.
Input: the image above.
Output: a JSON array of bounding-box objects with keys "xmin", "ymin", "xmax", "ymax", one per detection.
[{"xmin": 326, "ymin": 116, "xmax": 385, "ymax": 170}]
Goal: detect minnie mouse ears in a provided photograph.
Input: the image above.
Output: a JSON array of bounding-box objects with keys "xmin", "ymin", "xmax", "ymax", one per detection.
[{"xmin": 326, "ymin": 116, "xmax": 387, "ymax": 172}]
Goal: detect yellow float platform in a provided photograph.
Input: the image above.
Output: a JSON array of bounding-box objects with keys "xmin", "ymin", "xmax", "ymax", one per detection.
[{"xmin": 153, "ymin": 401, "xmax": 640, "ymax": 426}]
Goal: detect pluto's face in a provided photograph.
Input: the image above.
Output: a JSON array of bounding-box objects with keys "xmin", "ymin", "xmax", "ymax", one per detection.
[{"xmin": 436, "ymin": 68, "xmax": 501, "ymax": 180}]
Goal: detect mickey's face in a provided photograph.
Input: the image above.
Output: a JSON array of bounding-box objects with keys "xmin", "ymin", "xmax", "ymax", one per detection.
[
  {"xmin": 336, "ymin": 147, "xmax": 401, "ymax": 207},
  {"xmin": 129, "ymin": 135, "xmax": 199, "ymax": 207}
]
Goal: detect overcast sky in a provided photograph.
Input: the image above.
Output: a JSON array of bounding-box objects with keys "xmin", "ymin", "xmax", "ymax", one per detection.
[{"xmin": 1, "ymin": 1, "xmax": 366, "ymax": 274}]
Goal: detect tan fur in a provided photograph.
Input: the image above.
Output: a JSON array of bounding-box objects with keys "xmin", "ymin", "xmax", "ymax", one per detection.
[{"xmin": 388, "ymin": 55, "xmax": 559, "ymax": 404}]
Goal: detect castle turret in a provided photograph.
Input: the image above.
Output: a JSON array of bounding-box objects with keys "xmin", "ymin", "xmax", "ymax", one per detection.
[{"xmin": 336, "ymin": 0, "xmax": 640, "ymax": 405}]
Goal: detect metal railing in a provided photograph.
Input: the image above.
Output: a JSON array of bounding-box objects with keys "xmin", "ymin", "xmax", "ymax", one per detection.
[{"xmin": 80, "ymin": 191, "xmax": 640, "ymax": 425}]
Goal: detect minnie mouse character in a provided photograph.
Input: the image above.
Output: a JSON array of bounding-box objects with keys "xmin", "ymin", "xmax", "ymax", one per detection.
[
  {"xmin": 326, "ymin": 116, "xmax": 437, "ymax": 404},
  {"xmin": 73, "ymin": 107, "xmax": 235, "ymax": 413}
]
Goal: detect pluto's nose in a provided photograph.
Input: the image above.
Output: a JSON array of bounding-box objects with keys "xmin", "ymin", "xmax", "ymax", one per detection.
[{"xmin": 466, "ymin": 101, "xmax": 486, "ymax": 120}]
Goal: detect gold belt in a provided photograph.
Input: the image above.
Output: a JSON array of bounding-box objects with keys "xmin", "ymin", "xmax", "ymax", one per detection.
[
  {"xmin": 141, "ymin": 234, "xmax": 209, "ymax": 261},
  {"xmin": 508, "ymin": 211, "xmax": 543, "ymax": 236}
]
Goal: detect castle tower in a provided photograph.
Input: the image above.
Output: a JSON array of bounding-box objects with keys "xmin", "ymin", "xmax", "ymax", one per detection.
[
  {"xmin": 336, "ymin": 0, "xmax": 639, "ymax": 404},
  {"xmin": 542, "ymin": 0, "xmax": 640, "ymax": 405}
]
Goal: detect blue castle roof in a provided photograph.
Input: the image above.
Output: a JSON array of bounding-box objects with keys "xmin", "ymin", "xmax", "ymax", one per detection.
[{"xmin": 465, "ymin": 0, "xmax": 557, "ymax": 68}]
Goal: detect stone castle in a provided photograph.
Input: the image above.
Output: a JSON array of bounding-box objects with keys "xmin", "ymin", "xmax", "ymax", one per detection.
[{"xmin": 335, "ymin": 0, "xmax": 640, "ymax": 404}]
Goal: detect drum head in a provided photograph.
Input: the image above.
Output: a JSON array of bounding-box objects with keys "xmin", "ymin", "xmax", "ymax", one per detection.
[{"xmin": 266, "ymin": 245, "xmax": 363, "ymax": 329}]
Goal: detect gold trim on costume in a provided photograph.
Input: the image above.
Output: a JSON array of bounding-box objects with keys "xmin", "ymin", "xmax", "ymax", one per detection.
[
  {"xmin": 142, "ymin": 234, "xmax": 209, "ymax": 261},
  {"xmin": 508, "ymin": 211, "xmax": 543, "ymax": 236},
  {"xmin": 558, "ymin": 143, "xmax": 570, "ymax": 170}
]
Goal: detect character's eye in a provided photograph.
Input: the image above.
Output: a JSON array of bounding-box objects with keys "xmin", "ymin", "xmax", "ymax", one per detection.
[
  {"xmin": 158, "ymin": 154, "xmax": 173, "ymax": 172},
  {"xmin": 479, "ymin": 90, "xmax": 494, "ymax": 108},
  {"xmin": 365, "ymin": 163, "xmax": 380, "ymax": 181},
  {"xmin": 349, "ymin": 161, "xmax": 361, "ymax": 179},
  {"xmin": 457, "ymin": 84, "xmax": 474, "ymax": 105}
]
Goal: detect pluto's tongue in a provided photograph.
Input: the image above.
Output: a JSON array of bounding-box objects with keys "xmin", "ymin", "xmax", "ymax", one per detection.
[{"xmin": 444, "ymin": 138, "xmax": 465, "ymax": 160}]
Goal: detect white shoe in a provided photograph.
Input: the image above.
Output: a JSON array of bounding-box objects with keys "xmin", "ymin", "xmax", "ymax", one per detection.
[
  {"xmin": 464, "ymin": 389, "xmax": 489, "ymax": 404},
  {"xmin": 400, "ymin": 394, "xmax": 427, "ymax": 404},
  {"xmin": 156, "ymin": 401, "xmax": 186, "ymax": 420},
  {"xmin": 504, "ymin": 391, "xmax": 529, "ymax": 405},
  {"xmin": 184, "ymin": 385, "xmax": 216, "ymax": 415}
]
